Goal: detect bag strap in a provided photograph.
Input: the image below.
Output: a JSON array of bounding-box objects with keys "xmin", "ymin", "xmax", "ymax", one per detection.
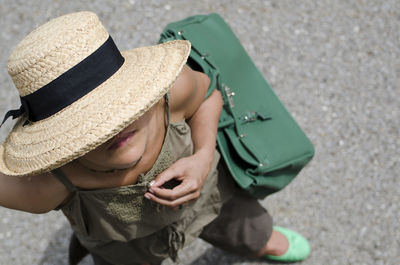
[{"xmin": 51, "ymin": 168, "xmax": 78, "ymax": 193}]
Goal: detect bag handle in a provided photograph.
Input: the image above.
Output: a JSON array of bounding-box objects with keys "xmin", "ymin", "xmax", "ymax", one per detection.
[{"xmin": 160, "ymin": 29, "xmax": 219, "ymax": 99}]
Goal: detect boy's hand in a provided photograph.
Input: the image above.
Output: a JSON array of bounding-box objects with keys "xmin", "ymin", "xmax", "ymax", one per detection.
[{"xmin": 144, "ymin": 149, "xmax": 213, "ymax": 208}]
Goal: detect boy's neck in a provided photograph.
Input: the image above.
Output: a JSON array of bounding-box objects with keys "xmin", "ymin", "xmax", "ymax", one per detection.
[{"xmin": 76, "ymin": 156, "xmax": 143, "ymax": 173}]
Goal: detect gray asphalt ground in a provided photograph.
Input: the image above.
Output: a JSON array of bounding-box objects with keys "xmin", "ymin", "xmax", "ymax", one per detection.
[{"xmin": 0, "ymin": 0, "xmax": 399, "ymax": 264}]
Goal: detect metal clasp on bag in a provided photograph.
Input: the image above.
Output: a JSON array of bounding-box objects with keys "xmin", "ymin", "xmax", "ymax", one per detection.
[
  {"xmin": 222, "ymin": 83, "xmax": 235, "ymax": 108},
  {"xmin": 240, "ymin": 110, "xmax": 272, "ymax": 124},
  {"xmin": 240, "ymin": 111, "xmax": 258, "ymax": 123},
  {"xmin": 201, "ymin": 53, "xmax": 210, "ymax": 59}
]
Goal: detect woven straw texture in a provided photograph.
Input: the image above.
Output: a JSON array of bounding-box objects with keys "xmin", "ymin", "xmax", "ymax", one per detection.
[{"xmin": 0, "ymin": 11, "xmax": 191, "ymax": 176}]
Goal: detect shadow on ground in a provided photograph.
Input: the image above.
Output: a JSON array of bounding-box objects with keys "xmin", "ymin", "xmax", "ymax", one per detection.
[
  {"xmin": 37, "ymin": 224, "xmax": 85, "ymax": 265},
  {"xmin": 186, "ymin": 248, "xmax": 282, "ymax": 265}
]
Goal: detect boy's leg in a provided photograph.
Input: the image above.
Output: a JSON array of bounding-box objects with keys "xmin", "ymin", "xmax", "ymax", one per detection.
[
  {"xmin": 91, "ymin": 253, "xmax": 154, "ymax": 265},
  {"xmin": 199, "ymin": 187, "xmax": 273, "ymax": 257},
  {"xmin": 91, "ymin": 253, "xmax": 113, "ymax": 265},
  {"xmin": 200, "ymin": 161, "xmax": 310, "ymax": 262},
  {"xmin": 69, "ymin": 233, "xmax": 89, "ymax": 265}
]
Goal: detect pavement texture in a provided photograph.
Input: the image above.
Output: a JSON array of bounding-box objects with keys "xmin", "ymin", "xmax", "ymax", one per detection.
[{"xmin": 0, "ymin": 0, "xmax": 399, "ymax": 264}]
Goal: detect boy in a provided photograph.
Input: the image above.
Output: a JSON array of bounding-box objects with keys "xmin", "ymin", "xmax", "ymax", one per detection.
[{"xmin": 0, "ymin": 11, "xmax": 309, "ymax": 265}]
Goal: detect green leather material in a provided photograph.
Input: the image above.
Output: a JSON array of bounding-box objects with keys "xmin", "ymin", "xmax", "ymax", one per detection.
[{"xmin": 159, "ymin": 13, "xmax": 314, "ymax": 198}]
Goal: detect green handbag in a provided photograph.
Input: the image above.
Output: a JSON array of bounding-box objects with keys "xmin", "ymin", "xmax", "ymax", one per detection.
[{"xmin": 159, "ymin": 13, "xmax": 314, "ymax": 199}]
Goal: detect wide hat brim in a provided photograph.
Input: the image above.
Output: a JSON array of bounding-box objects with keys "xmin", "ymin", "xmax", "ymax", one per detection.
[{"xmin": 0, "ymin": 40, "xmax": 191, "ymax": 176}]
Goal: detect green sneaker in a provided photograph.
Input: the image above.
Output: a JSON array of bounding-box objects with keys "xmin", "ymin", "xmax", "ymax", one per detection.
[{"xmin": 264, "ymin": 226, "xmax": 311, "ymax": 262}]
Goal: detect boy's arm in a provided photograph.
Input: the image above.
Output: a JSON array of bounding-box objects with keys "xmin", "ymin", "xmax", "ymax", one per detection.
[
  {"xmin": 145, "ymin": 66, "xmax": 222, "ymax": 207},
  {"xmin": 0, "ymin": 172, "xmax": 68, "ymax": 213}
]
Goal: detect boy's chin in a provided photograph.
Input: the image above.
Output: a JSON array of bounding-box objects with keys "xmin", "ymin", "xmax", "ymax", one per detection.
[{"xmin": 110, "ymin": 156, "xmax": 143, "ymax": 170}]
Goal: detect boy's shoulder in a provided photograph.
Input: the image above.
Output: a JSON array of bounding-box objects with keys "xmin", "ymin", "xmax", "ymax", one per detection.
[{"xmin": 169, "ymin": 65, "xmax": 210, "ymax": 122}]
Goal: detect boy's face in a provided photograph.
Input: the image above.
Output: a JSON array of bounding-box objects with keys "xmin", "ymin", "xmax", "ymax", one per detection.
[{"xmin": 77, "ymin": 106, "xmax": 155, "ymax": 171}]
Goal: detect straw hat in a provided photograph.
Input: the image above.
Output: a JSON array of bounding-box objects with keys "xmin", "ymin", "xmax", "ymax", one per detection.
[{"xmin": 0, "ymin": 11, "xmax": 191, "ymax": 176}]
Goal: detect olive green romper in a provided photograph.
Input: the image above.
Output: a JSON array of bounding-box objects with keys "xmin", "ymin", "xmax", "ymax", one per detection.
[
  {"xmin": 52, "ymin": 97, "xmax": 273, "ymax": 265},
  {"xmin": 51, "ymin": 98, "xmax": 233, "ymax": 265}
]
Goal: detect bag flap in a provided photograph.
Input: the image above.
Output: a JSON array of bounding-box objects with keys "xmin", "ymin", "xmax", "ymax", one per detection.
[{"xmin": 216, "ymin": 133, "xmax": 254, "ymax": 190}]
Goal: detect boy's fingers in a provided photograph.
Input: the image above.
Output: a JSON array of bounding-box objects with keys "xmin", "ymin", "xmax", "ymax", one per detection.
[
  {"xmin": 150, "ymin": 180, "xmax": 196, "ymax": 200},
  {"xmin": 144, "ymin": 190, "xmax": 198, "ymax": 208},
  {"xmin": 151, "ymin": 167, "xmax": 181, "ymax": 188}
]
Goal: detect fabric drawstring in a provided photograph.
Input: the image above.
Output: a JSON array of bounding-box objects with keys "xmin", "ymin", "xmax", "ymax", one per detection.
[{"xmin": 165, "ymin": 225, "xmax": 185, "ymax": 262}]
